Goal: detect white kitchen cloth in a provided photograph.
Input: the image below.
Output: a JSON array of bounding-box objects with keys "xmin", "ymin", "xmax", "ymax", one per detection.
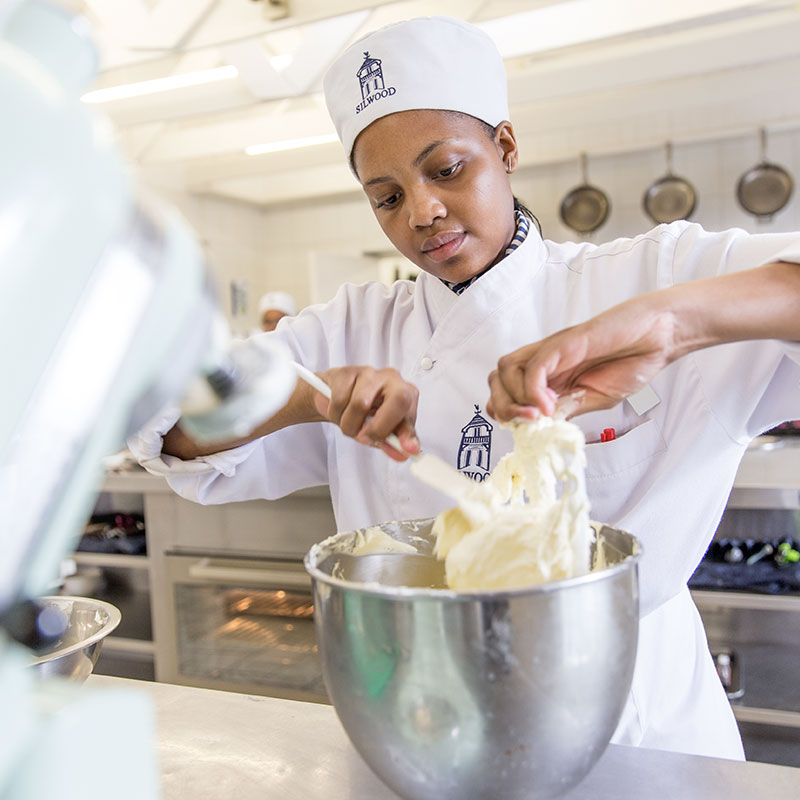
[
  {"xmin": 126, "ymin": 405, "xmax": 256, "ymax": 478},
  {"xmin": 323, "ymin": 16, "xmax": 509, "ymax": 162}
]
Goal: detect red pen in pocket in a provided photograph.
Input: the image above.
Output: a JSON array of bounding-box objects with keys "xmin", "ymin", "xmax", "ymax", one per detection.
[{"xmin": 600, "ymin": 427, "xmax": 616, "ymax": 442}]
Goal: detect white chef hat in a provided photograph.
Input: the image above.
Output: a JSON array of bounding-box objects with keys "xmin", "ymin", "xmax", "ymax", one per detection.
[
  {"xmin": 323, "ymin": 16, "xmax": 509, "ymax": 164},
  {"xmin": 258, "ymin": 291, "xmax": 296, "ymax": 317}
]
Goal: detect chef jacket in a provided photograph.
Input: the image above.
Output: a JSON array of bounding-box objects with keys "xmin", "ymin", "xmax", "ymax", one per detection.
[{"xmin": 130, "ymin": 220, "xmax": 800, "ymax": 761}]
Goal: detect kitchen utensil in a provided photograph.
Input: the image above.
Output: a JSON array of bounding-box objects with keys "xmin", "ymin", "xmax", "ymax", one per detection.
[
  {"xmin": 306, "ymin": 518, "xmax": 641, "ymax": 800},
  {"xmin": 642, "ymin": 142, "xmax": 697, "ymax": 224},
  {"xmin": 29, "ymin": 596, "xmax": 121, "ymax": 682},
  {"xmin": 292, "ymin": 360, "xmax": 331, "ymax": 399},
  {"xmin": 736, "ymin": 128, "xmax": 794, "ymax": 220},
  {"xmin": 384, "ymin": 432, "xmax": 477, "ymax": 502},
  {"xmin": 713, "ymin": 650, "xmax": 744, "ymax": 700},
  {"xmin": 292, "ymin": 362, "xmax": 476, "ymax": 503},
  {"xmin": 559, "ymin": 153, "xmax": 610, "ymax": 234}
]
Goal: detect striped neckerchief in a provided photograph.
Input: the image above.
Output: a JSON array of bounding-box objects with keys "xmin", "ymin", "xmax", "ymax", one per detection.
[{"xmin": 441, "ymin": 208, "xmax": 531, "ymax": 295}]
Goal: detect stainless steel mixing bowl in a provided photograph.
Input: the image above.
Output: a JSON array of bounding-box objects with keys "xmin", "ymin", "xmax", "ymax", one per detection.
[
  {"xmin": 305, "ymin": 519, "xmax": 640, "ymax": 800},
  {"xmin": 30, "ymin": 596, "xmax": 121, "ymax": 682}
]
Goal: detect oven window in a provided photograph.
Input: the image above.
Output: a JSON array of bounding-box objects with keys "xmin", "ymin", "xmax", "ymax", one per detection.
[{"xmin": 174, "ymin": 583, "xmax": 325, "ymax": 694}]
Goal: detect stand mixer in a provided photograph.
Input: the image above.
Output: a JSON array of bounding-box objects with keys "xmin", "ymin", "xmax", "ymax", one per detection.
[{"xmin": 0, "ymin": 2, "xmax": 296, "ymax": 796}]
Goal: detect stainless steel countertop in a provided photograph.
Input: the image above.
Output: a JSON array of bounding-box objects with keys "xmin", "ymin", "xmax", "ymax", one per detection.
[
  {"xmin": 99, "ymin": 468, "xmax": 333, "ymax": 498},
  {"xmin": 87, "ymin": 676, "xmax": 800, "ymax": 799}
]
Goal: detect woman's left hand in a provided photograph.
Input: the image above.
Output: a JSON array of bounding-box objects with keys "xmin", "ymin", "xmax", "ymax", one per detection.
[
  {"xmin": 486, "ymin": 261, "xmax": 800, "ymax": 422},
  {"xmin": 487, "ymin": 295, "xmax": 678, "ymax": 421}
]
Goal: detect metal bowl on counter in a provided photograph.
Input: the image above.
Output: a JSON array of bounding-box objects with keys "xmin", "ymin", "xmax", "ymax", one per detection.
[
  {"xmin": 30, "ymin": 596, "xmax": 121, "ymax": 682},
  {"xmin": 305, "ymin": 519, "xmax": 641, "ymax": 800}
]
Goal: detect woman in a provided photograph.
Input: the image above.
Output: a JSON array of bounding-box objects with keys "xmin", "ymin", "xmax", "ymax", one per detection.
[{"xmin": 130, "ymin": 17, "xmax": 800, "ymax": 759}]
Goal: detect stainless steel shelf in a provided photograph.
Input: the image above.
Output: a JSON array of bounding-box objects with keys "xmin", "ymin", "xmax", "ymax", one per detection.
[
  {"xmin": 692, "ymin": 590, "xmax": 800, "ymax": 613},
  {"xmin": 734, "ymin": 707, "xmax": 800, "ymax": 728},
  {"xmin": 105, "ymin": 636, "xmax": 155, "ymax": 656},
  {"xmin": 72, "ymin": 551, "xmax": 150, "ymax": 569},
  {"xmin": 725, "ymin": 643, "xmax": 800, "ymax": 716},
  {"xmin": 734, "ymin": 438, "xmax": 800, "ymax": 489},
  {"xmin": 100, "ymin": 471, "xmax": 171, "ymax": 494}
]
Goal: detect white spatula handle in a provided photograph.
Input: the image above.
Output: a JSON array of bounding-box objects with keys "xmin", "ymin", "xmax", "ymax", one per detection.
[
  {"xmin": 294, "ymin": 364, "xmax": 409, "ymax": 454},
  {"xmin": 293, "ymin": 362, "xmax": 332, "ymax": 400}
]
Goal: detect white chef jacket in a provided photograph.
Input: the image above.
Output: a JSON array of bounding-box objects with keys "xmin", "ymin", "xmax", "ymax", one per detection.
[{"xmin": 130, "ymin": 221, "xmax": 800, "ymax": 760}]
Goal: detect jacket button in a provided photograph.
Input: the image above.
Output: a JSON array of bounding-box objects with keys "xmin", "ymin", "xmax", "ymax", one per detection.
[{"xmin": 420, "ymin": 357, "xmax": 434, "ymax": 371}]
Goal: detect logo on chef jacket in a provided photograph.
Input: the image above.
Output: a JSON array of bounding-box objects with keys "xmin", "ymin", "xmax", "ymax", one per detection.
[
  {"xmin": 355, "ymin": 51, "xmax": 396, "ymax": 114},
  {"xmin": 457, "ymin": 405, "xmax": 493, "ymax": 482}
]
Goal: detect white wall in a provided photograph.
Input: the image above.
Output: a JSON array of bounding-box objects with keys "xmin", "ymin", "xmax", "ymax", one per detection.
[
  {"xmin": 168, "ymin": 128, "xmax": 800, "ymax": 330},
  {"xmin": 158, "ymin": 191, "xmax": 269, "ymax": 335},
  {"xmin": 520, "ymin": 129, "xmax": 800, "ymax": 245}
]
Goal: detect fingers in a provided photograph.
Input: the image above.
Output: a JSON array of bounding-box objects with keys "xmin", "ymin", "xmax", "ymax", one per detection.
[
  {"xmin": 552, "ymin": 389, "xmax": 588, "ymax": 420},
  {"xmin": 555, "ymin": 386, "xmax": 620, "ymax": 418},
  {"xmin": 377, "ymin": 417, "xmax": 420, "ymax": 462},
  {"xmin": 323, "ymin": 367, "xmax": 419, "ymax": 457},
  {"xmin": 488, "ymin": 355, "xmax": 559, "ymax": 422},
  {"xmin": 487, "ymin": 370, "xmax": 543, "ymax": 422},
  {"xmin": 357, "ymin": 374, "xmax": 418, "ymax": 444}
]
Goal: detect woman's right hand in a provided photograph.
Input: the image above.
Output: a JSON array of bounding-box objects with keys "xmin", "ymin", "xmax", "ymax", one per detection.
[{"xmin": 315, "ymin": 366, "xmax": 420, "ymax": 461}]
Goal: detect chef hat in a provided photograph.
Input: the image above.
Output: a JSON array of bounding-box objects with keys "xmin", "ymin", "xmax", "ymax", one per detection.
[
  {"xmin": 323, "ymin": 16, "xmax": 509, "ymax": 163},
  {"xmin": 258, "ymin": 291, "xmax": 296, "ymax": 317}
]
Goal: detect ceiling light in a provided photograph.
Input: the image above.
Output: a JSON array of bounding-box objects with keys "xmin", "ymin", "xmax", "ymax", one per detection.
[
  {"xmin": 81, "ymin": 65, "xmax": 238, "ymax": 103},
  {"xmin": 269, "ymin": 54, "xmax": 293, "ymax": 72},
  {"xmin": 478, "ymin": 0, "xmax": 762, "ymax": 59},
  {"xmin": 245, "ymin": 133, "xmax": 339, "ymax": 156}
]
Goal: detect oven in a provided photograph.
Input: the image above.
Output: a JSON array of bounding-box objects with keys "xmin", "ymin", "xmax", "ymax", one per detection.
[{"xmin": 158, "ymin": 552, "xmax": 327, "ymax": 702}]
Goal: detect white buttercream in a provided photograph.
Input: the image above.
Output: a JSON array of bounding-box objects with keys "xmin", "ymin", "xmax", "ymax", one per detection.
[
  {"xmin": 432, "ymin": 416, "xmax": 591, "ymax": 591},
  {"xmin": 349, "ymin": 526, "xmax": 418, "ymax": 555}
]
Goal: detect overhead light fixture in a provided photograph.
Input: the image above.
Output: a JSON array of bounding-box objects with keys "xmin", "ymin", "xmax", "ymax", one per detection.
[
  {"xmin": 245, "ymin": 132, "xmax": 339, "ymax": 156},
  {"xmin": 269, "ymin": 54, "xmax": 293, "ymax": 72},
  {"xmin": 81, "ymin": 65, "xmax": 239, "ymax": 103},
  {"xmin": 478, "ymin": 0, "xmax": 762, "ymax": 59}
]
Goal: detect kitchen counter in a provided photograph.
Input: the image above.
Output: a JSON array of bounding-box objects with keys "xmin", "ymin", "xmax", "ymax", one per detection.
[
  {"xmin": 99, "ymin": 467, "xmax": 334, "ymax": 499},
  {"xmin": 88, "ymin": 676, "xmax": 800, "ymax": 799}
]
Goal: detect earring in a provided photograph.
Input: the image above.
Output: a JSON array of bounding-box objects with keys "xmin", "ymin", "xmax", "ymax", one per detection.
[{"xmin": 505, "ymin": 158, "xmax": 513, "ymax": 173}]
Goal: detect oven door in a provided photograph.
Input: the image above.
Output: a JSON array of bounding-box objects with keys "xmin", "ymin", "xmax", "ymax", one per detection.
[{"xmin": 159, "ymin": 553, "xmax": 327, "ymax": 702}]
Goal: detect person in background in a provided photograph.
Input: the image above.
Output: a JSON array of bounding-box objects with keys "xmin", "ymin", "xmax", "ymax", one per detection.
[
  {"xmin": 129, "ymin": 17, "xmax": 800, "ymax": 761},
  {"xmin": 258, "ymin": 291, "xmax": 297, "ymax": 332}
]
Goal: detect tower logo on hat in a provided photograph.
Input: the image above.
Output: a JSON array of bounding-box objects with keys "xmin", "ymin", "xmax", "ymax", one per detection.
[{"xmin": 355, "ymin": 51, "xmax": 395, "ymax": 115}]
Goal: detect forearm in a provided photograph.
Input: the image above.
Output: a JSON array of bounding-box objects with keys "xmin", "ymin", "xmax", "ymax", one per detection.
[
  {"xmin": 162, "ymin": 377, "xmax": 325, "ymax": 460},
  {"xmin": 489, "ymin": 260, "xmax": 800, "ymax": 421},
  {"xmin": 651, "ymin": 260, "xmax": 800, "ymax": 362}
]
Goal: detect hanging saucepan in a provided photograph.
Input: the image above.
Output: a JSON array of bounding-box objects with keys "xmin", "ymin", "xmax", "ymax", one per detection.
[
  {"xmin": 559, "ymin": 153, "xmax": 610, "ymax": 234},
  {"xmin": 642, "ymin": 142, "xmax": 696, "ymax": 224},
  {"xmin": 736, "ymin": 128, "xmax": 794, "ymax": 220}
]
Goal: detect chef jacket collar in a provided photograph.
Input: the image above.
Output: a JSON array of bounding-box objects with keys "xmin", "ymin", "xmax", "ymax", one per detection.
[{"xmin": 441, "ymin": 209, "xmax": 531, "ymax": 295}]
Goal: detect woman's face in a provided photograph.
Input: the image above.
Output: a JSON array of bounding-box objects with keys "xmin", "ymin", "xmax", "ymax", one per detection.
[
  {"xmin": 261, "ymin": 309, "xmax": 287, "ymax": 332},
  {"xmin": 352, "ymin": 110, "xmax": 518, "ymax": 284}
]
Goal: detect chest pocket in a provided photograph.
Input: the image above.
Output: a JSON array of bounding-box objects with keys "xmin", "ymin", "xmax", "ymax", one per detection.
[{"xmin": 585, "ymin": 418, "xmax": 667, "ymax": 523}]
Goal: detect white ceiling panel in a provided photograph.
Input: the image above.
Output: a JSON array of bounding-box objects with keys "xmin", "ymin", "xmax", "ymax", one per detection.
[
  {"xmin": 84, "ymin": 0, "xmax": 217, "ymax": 51},
  {"xmin": 66, "ymin": 0, "xmax": 800, "ymax": 207},
  {"xmin": 204, "ymin": 160, "xmax": 359, "ymax": 206}
]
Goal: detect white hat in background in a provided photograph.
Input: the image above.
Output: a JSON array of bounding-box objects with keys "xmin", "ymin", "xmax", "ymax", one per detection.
[
  {"xmin": 258, "ymin": 291, "xmax": 297, "ymax": 317},
  {"xmin": 323, "ymin": 16, "xmax": 509, "ymax": 164}
]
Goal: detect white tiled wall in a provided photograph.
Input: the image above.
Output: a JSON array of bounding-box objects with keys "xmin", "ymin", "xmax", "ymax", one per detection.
[{"xmin": 170, "ymin": 129, "xmax": 800, "ymax": 329}]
